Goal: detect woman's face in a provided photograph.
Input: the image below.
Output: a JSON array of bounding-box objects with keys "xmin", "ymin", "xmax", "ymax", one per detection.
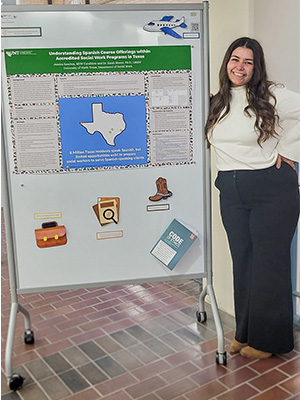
[{"xmin": 227, "ymin": 46, "xmax": 254, "ymax": 87}]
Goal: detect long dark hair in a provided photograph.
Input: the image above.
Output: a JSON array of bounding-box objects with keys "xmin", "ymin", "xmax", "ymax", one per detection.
[{"xmin": 205, "ymin": 37, "xmax": 278, "ymax": 146}]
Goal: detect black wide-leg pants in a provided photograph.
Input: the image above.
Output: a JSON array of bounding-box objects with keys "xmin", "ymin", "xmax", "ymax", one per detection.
[{"xmin": 215, "ymin": 163, "xmax": 299, "ymax": 354}]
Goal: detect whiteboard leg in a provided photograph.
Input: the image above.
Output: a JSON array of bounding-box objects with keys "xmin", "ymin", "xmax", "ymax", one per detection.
[
  {"xmin": 19, "ymin": 304, "xmax": 32, "ymax": 331},
  {"xmin": 20, "ymin": 304, "xmax": 35, "ymax": 345},
  {"xmin": 5, "ymin": 302, "xmax": 33, "ymax": 389},
  {"xmin": 196, "ymin": 283, "xmax": 227, "ymax": 365},
  {"xmin": 5, "ymin": 302, "xmax": 18, "ymax": 380},
  {"xmin": 196, "ymin": 283, "xmax": 208, "ymax": 323},
  {"xmin": 206, "ymin": 284, "xmax": 227, "ymax": 365},
  {"xmin": 199, "ymin": 284, "xmax": 207, "ymax": 312},
  {"xmin": 207, "ymin": 285, "xmax": 224, "ymax": 352}
]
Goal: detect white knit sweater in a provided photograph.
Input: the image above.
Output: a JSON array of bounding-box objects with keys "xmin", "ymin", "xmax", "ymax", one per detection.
[{"xmin": 209, "ymin": 85, "xmax": 300, "ymax": 171}]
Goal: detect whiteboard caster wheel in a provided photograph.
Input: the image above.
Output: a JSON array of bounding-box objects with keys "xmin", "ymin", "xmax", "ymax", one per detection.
[
  {"xmin": 24, "ymin": 330, "xmax": 34, "ymax": 345},
  {"xmin": 196, "ymin": 311, "xmax": 207, "ymax": 323},
  {"xmin": 216, "ymin": 351, "xmax": 227, "ymax": 365},
  {"xmin": 9, "ymin": 373, "xmax": 24, "ymax": 391}
]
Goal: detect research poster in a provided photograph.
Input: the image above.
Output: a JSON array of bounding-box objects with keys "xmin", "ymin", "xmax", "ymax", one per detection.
[{"xmin": 4, "ymin": 45, "xmax": 193, "ymax": 173}]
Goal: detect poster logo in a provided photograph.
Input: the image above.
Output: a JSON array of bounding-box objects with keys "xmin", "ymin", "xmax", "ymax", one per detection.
[
  {"xmin": 5, "ymin": 50, "xmax": 36, "ymax": 57},
  {"xmin": 143, "ymin": 16, "xmax": 187, "ymax": 39},
  {"xmin": 5, "ymin": 50, "xmax": 20, "ymax": 57}
]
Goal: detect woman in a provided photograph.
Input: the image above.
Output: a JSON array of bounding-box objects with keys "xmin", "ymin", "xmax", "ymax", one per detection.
[{"xmin": 205, "ymin": 37, "xmax": 300, "ymax": 359}]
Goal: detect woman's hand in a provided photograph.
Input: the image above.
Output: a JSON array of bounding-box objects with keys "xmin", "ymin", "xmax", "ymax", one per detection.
[{"xmin": 276, "ymin": 154, "xmax": 296, "ymax": 170}]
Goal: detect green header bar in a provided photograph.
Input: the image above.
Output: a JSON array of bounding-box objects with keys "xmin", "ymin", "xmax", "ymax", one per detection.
[{"xmin": 4, "ymin": 46, "xmax": 191, "ymax": 74}]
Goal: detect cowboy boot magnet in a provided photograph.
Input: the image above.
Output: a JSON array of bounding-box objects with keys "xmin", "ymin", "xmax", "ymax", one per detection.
[{"xmin": 149, "ymin": 177, "xmax": 173, "ymax": 202}]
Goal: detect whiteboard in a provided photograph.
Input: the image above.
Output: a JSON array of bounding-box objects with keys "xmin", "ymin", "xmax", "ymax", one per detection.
[{"xmin": 1, "ymin": 3, "xmax": 210, "ymax": 293}]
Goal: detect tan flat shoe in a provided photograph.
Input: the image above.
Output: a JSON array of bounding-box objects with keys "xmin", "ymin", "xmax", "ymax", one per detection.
[
  {"xmin": 229, "ymin": 338, "xmax": 248, "ymax": 354},
  {"xmin": 240, "ymin": 346, "xmax": 272, "ymax": 359}
]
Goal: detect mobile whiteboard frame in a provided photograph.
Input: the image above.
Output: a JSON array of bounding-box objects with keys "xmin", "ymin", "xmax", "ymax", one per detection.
[{"xmin": 1, "ymin": 2, "xmax": 227, "ymax": 390}]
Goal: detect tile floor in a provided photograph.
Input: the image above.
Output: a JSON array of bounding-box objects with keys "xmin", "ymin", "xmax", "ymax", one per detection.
[{"xmin": 1, "ymin": 213, "xmax": 300, "ymax": 400}]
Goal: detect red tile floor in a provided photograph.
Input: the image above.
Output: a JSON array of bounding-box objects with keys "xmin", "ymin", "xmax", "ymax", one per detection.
[{"xmin": 1, "ymin": 213, "xmax": 300, "ymax": 400}]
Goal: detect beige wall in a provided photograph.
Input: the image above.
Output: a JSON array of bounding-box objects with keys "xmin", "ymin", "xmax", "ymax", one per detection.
[{"xmin": 249, "ymin": 0, "xmax": 300, "ymax": 93}]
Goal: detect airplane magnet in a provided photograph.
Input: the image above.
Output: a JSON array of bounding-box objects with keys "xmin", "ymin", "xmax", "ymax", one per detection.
[{"xmin": 143, "ymin": 16, "xmax": 187, "ymax": 39}]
